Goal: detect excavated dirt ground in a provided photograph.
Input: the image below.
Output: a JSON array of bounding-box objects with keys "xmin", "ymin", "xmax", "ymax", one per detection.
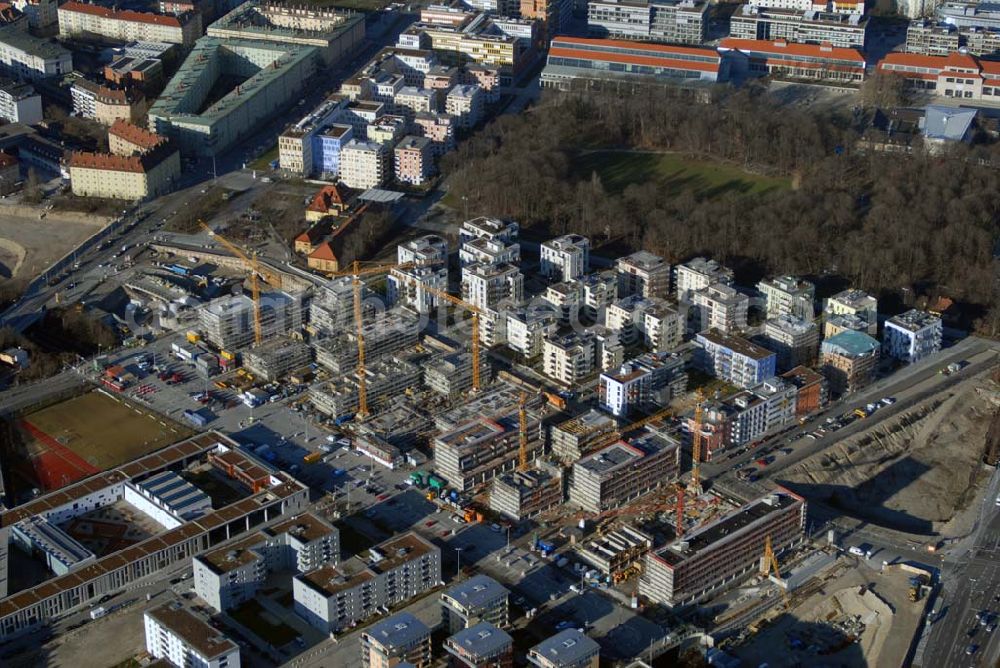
[{"xmin": 781, "ymin": 374, "xmax": 1000, "ymax": 537}]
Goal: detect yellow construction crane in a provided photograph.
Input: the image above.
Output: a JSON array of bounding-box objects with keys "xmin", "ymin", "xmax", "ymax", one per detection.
[
  {"xmin": 200, "ymin": 221, "xmax": 283, "ymax": 346},
  {"xmin": 760, "ymin": 534, "xmax": 790, "ymax": 608},
  {"xmin": 411, "ymin": 281, "xmax": 483, "ymax": 392},
  {"xmin": 518, "ymin": 391, "xmax": 529, "ymax": 471},
  {"xmin": 328, "ymin": 260, "xmax": 423, "ymax": 418},
  {"xmin": 689, "ymin": 389, "xmax": 706, "ymax": 496}
]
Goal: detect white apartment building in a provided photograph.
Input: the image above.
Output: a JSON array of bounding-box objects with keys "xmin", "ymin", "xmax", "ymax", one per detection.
[
  {"xmin": 543, "ymin": 281, "xmax": 583, "ymax": 324},
  {"xmin": 757, "ymin": 275, "xmax": 816, "ymax": 321},
  {"xmin": 617, "ymin": 250, "xmax": 670, "ymax": 299},
  {"xmin": 145, "ymin": 602, "xmax": 241, "ymax": 668},
  {"xmin": 398, "ymin": 233, "xmax": 448, "ymax": 266},
  {"xmin": 540, "ymin": 234, "xmax": 590, "ymax": 281},
  {"xmin": 643, "ymin": 304, "xmax": 685, "ymax": 352},
  {"xmin": 294, "ymin": 533, "xmax": 442, "ymax": 633},
  {"xmin": 361, "ymin": 612, "xmax": 432, "ymax": 668},
  {"xmin": 445, "ymin": 83, "xmax": 484, "ymax": 128},
  {"xmin": 675, "ymin": 257, "xmax": 733, "ymax": 303},
  {"xmin": 461, "ymin": 262, "xmax": 524, "ymax": 310},
  {"xmin": 592, "ymin": 325, "xmax": 625, "ymax": 372},
  {"xmin": 691, "ymin": 283, "xmax": 749, "ymax": 334},
  {"xmin": 506, "ymin": 305, "xmax": 558, "ymax": 358},
  {"xmin": 387, "ymin": 264, "xmax": 448, "ymax": 313},
  {"xmin": 882, "ymin": 309, "xmax": 942, "ymax": 364},
  {"xmin": 578, "ymin": 270, "xmax": 618, "ymax": 320},
  {"xmin": 339, "ymin": 139, "xmax": 388, "ymax": 189},
  {"xmin": 543, "ymin": 332, "xmax": 596, "ymax": 385},
  {"xmin": 395, "ymin": 86, "xmax": 437, "ymax": 117},
  {"xmin": 0, "ymin": 80, "xmax": 40, "ymax": 124},
  {"xmin": 599, "ymin": 351, "xmax": 687, "ymax": 417},
  {"xmin": 762, "ymin": 315, "xmax": 819, "ymax": 372},
  {"xmin": 459, "ymin": 235, "xmax": 520, "ymax": 267},
  {"xmin": 606, "ymin": 295, "xmax": 654, "ymax": 345},
  {"xmin": 460, "ymin": 216, "xmax": 519, "ymax": 244},
  {"xmin": 0, "ymin": 28, "xmax": 73, "ymax": 80},
  {"xmin": 824, "ymin": 288, "xmax": 878, "ymax": 336}
]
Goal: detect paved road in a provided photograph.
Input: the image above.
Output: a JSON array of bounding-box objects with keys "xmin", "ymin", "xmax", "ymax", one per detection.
[
  {"xmin": 922, "ymin": 470, "xmax": 1000, "ymax": 668},
  {"xmin": 703, "ymin": 335, "xmax": 999, "ymax": 503}
]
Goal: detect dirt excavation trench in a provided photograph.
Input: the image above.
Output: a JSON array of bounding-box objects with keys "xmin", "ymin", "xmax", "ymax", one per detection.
[{"xmin": 780, "ymin": 374, "xmax": 1000, "ymax": 537}]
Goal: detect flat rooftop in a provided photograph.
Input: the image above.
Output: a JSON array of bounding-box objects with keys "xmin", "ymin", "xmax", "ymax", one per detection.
[
  {"xmin": 530, "ymin": 629, "xmax": 600, "ymax": 667},
  {"xmin": 196, "ymin": 532, "xmax": 265, "ymax": 575},
  {"xmin": 443, "ymin": 574, "xmax": 507, "ymax": 609},
  {"xmin": 146, "ymin": 601, "xmax": 237, "ymax": 660},
  {"xmin": 698, "ymin": 329, "xmax": 774, "ymax": 361},
  {"xmin": 297, "ymin": 532, "xmax": 433, "ymax": 597},
  {"xmin": 363, "ymin": 612, "xmax": 429, "ymax": 649},
  {"xmin": 265, "ymin": 512, "xmax": 336, "ymax": 543},
  {"xmin": 447, "ymin": 622, "xmax": 512, "ymax": 658},
  {"xmin": 654, "ymin": 490, "xmax": 802, "ymax": 566}
]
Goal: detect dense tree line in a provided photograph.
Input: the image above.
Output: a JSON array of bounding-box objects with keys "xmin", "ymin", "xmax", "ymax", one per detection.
[{"xmin": 442, "ymin": 86, "xmax": 1000, "ymax": 321}]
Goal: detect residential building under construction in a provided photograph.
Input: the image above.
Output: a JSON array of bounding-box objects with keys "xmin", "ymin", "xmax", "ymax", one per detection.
[
  {"xmin": 640, "ymin": 488, "xmax": 806, "ymax": 607},
  {"xmin": 313, "ymin": 308, "xmax": 420, "ymax": 374},
  {"xmin": 433, "ymin": 401, "xmax": 548, "ymax": 492},
  {"xmin": 489, "ymin": 464, "xmax": 564, "ymax": 521},
  {"xmin": 568, "ymin": 430, "xmax": 680, "ymax": 514},
  {"xmin": 424, "ymin": 351, "xmax": 492, "ymax": 398},
  {"xmin": 574, "ymin": 524, "xmax": 652, "ymax": 583},
  {"xmin": 550, "ymin": 409, "xmax": 618, "ymax": 463},
  {"xmin": 243, "ymin": 336, "xmax": 312, "ymax": 381},
  {"xmin": 199, "ymin": 292, "xmax": 300, "ymax": 351},
  {"xmin": 309, "ymin": 356, "xmax": 421, "ymax": 417}
]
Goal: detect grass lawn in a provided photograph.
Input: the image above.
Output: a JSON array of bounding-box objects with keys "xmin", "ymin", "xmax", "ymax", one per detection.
[
  {"xmin": 248, "ymin": 143, "xmax": 279, "ymax": 171},
  {"xmin": 230, "ymin": 600, "xmax": 300, "ymax": 647},
  {"xmin": 574, "ymin": 150, "xmax": 790, "ymax": 198}
]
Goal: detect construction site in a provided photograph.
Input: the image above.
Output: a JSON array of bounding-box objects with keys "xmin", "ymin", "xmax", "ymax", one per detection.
[{"xmin": 781, "ymin": 369, "xmax": 1000, "ymax": 538}]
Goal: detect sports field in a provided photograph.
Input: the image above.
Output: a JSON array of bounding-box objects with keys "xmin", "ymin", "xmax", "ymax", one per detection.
[
  {"xmin": 16, "ymin": 391, "xmax": 191, "ymax": 491},
  {"xmin": 574, "ymin": 150, "xmax": 790, "ymax": 198}
]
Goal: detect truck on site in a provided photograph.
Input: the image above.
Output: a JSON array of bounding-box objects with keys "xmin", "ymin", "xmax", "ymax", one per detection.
[
  {"xmin": 303, "ymin": 452, "xmax": 322, "ymax": 464},
  {"xmin": 410, "ymin": 471, "xmax": 426, "ymax": 487},
  {"xmin": 536, "ymin": 539, "xmax": 555, "ymax": 556},
  {"xmin": 89, "ymin": 606, "xmax": 108, "ymax": 620},
  {"xmin": 428, "ymin": 475, "xmax": 445, "ymax": 491},
  {"xmin": 334, "ymin": 414, "xmax": 354, "ymax": 426}
]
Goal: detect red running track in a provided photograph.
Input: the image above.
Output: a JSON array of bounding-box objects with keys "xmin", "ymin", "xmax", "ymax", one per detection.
[{"xmin": 19, "ymin": 420, "xmax": 99, "ymax": 491}]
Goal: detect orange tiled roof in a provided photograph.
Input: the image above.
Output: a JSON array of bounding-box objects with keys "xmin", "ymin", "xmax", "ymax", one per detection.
[
  {"xmin": 69, "ymin": 151, "xmax": 146, "ymax": 174},
  {"xmin": 109, "ymin": 120, "xmax": 164, "ymax": 151},
  {"xmin": 306, "ymin": 184, "xmax": 346, "ymax": 214},
  {"xmin": 878, "ymin": 51, "xmax": 982, "ymax": 72},
  {"xmin": 309, "ymin": 241, "xmax": 338, "ymax": 261},
  {"xmin": 720, "ymin": 38, "xmax": 865, "ymax": 64},
  {"xmin": 60, "ymin": 1, "xmax": 185, "ymax": 27},
  {"xmin": 553, "ymin": 36, "xmax": 722, "ymax": 60},
  {"xmin": 550, "ymin": 45, "xmax": 721, "ymax": 73}
]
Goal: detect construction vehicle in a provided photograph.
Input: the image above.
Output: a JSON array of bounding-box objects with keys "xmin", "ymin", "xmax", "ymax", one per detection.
[
  {"xmin": 199, "ymin": 221, "xmax": 283, "ymax": 346},
  {"xmin": 220, "ymin": 350, "xmax": 236, "ymax": 362},
  {"xmin": 410, "ymin": 471, "xmax": 426, "ymax": 488},
  {"xmin": 186, "ymin": 330, "xmax": 201, "ymax": 344},
  {"xmin": 543, "ymin": 391, "xmax": 566, "ymax": 410},
  {"xmin": 463, "ymin": 507, "xmax": 484, "ymax": 523},
  {"xmin": 303, "ymin": 452, "xmax": 323, "ymax": 464},
  {"xmin": 428, "ymin": 475, "xmax": 445, "ymax": 491},
  {"xmin": 426, "ymin": 491, "xmax": 435, "ymax": 502}
]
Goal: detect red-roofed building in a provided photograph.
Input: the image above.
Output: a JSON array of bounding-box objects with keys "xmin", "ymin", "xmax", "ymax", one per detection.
[
  {"xmin": 542, "ymin": 36, "xmax": 727, "ymax": 90},
  {"xmin": 70, "ymin": 77, "xmax": 144, "ymax": 126},
  {"xmin": 307, "ymin": 241, "xmax": 340, "ymax": 273},
  {"xmin": 720, "ymin": 38, "xmax": 866, "ymax": 83},
  {"xmin": 294, "ymin": 225, "xmax": 327, "ymax": 254},
  {"xmin": 305, "ymin": 184, "xmax": 348, "ymax": 222},
  {"xmin": 108, "ymin": 119, "xmax": 166, "ymax": 156},
  {"xmin": 58, "ymin": 1, "xmax": 201, "ymax": 46},
  {"xmin": 877, "ymin": 51, "xmax": 1000, "ymax": 101},
  {"xmin": 68, "ymin": 144, "xmax": 180, "ymax": 200}
]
